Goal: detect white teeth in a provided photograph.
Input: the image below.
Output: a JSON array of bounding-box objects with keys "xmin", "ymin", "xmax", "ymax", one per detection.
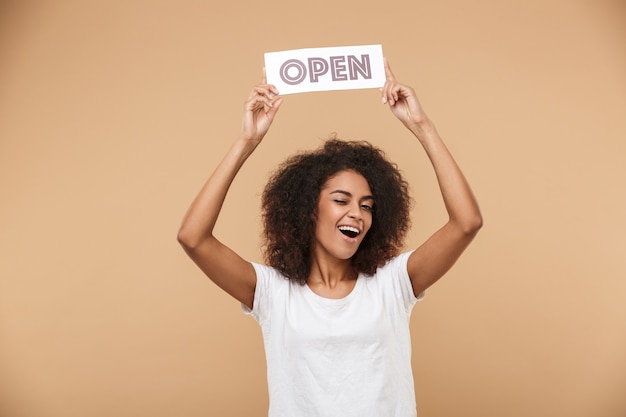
[{"xmin": 338, "ymin": 226, "xmax": 360, "ymax": 234}]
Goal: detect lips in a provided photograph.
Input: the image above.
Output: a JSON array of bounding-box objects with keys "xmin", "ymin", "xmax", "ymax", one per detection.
[{"xmin": 338, "ymin": 225, "xmax": 360, "ymax": 238}]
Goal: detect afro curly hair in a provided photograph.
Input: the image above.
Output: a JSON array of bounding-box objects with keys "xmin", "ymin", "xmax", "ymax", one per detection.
[{"xmin": 261, "ymin": 137, "xmax": 412, "ymax": 284}]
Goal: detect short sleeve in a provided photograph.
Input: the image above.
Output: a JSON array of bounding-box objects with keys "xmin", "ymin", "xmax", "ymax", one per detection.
[
  {"xmin": 240, "ymin": 262, "xmax": 274, "ymax": 323},
  {"xmin": 380, "ymin": 251, "xmax": 425, "ymax": 310}
]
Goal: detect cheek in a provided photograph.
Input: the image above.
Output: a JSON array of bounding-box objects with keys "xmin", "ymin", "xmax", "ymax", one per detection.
[{"xmin": 363, "ymin": 214, "xmax": 374, "ymax": 235}]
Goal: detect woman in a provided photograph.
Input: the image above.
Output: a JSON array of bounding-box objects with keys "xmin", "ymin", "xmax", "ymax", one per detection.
[{"xmin": 177, "ymin": 60, "xmax": 482, "ymax": 417}]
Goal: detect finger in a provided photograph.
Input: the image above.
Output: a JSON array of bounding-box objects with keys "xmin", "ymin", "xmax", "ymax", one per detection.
[
  {"xmin": 252, "ymin": 85, "xmax": 273, "ymax": 97},
  {"xmin": 245, "ymin": 94, "xmax": 273, "ymax": 110},
  {"xmin": 261, "ymin": 68, "xmax": 280, "ymax": 96},
  {"xmin": 381, "ymin": 81, "xmax": 398, "ymax": 105},
  {"xmin": 256, "ymin": 83, "xmax": 280, "ymax": 99},
  {"xmin": 381, "ymin": 78, "xmax": 393, "ymax": 104},
  {"xmin": 265, "ymin": 97, "xmax": 283, "ymax": 119},
  {"xmin": 268, "ymin": 84, "xmax": 279, "ymax": 96},
  {"xmin": 249, "ymin": 85, "xmax": 277, "ymax": 101},
  {"xmin": 384, "ymin": 57, "xmax": 396, "ymax": 81},
  {"xmin": 392, "ymin": 84, "xmax": 400, "ymax": 104}
]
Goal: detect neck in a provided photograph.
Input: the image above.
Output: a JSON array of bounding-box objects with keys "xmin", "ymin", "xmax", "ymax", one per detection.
[{"xmin": 308, "ymin": 247, "xmax": 356, "ymax": 288}]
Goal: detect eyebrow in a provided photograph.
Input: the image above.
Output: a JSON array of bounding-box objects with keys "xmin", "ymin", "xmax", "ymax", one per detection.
[{"xmin": 330, "ymin": 190, "xmax": 374, "ymax": 201}]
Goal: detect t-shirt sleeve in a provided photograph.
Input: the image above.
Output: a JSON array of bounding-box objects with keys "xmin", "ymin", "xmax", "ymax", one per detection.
[
  {"xmin": 240, "ymin": 262, "xmax": 273, "ymax": 323},
  {"xmin": 383, "ymin": 251, "xmax": 425, "ymax": 311}
]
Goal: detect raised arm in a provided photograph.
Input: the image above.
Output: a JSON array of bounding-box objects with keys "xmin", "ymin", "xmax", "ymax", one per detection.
[
  {"xmin": 177, "ymin": 80, "xmax": 283, "ymax": 309},
  {"xmin": 381, "ymin": 59, "xmax": 483, "ymax": 297}
]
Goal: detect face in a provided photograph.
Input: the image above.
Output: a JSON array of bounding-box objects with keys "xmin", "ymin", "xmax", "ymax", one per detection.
[{"xmin": 312, "ymin": 170, "xmax": 374, "ymax": 261}]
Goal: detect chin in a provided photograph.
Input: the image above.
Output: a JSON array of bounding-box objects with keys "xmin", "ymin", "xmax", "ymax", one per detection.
[{"xmin": 335, "ymin": 247, "xmax": 360, "ymax": 260}]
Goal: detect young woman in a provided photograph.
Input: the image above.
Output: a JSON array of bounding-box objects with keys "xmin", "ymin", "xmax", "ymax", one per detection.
[{"xmin": 177, "ymin": 60, "xmax": 482, "ymax": 417}]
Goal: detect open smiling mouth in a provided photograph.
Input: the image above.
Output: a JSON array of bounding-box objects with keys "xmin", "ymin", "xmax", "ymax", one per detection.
[{"xmin": 338, "ymin": 226, "xmax": 360, "ymax": 239}]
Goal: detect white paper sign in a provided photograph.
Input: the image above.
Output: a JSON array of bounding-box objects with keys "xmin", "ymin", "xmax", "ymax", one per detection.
[{"xmin": 264, "ymin": 44, "xmax": 385, "ymax": 95}]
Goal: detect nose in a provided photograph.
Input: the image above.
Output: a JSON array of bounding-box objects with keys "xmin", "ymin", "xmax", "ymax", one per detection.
[{"xmin": 347, "ymin": 203, "xmax": 362, "ymax": 220}]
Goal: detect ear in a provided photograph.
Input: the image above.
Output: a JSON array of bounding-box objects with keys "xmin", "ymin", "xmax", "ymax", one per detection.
[{"xmin": 310, "ymin": 192, "xmax": 320, "ymax": 221}]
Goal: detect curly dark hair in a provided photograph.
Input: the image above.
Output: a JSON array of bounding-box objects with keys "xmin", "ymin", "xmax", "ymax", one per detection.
[{"xmin": 261, "ymin": 137, "xmax": 412, "ymax": 284}]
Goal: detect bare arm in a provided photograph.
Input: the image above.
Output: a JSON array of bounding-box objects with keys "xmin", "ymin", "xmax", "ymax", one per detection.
[
  {"xmin": 381, "ymin": 60, "xmax": 483, "ymax": 297},
  {"xmin": 177, "ymin": 82, "xmax": 283, "ymax": 309}
]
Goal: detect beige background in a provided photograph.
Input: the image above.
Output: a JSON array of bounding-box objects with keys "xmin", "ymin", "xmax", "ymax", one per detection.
[{"xmin": 1, "ymin": 0, "xmax": 625, "ymax": 416}]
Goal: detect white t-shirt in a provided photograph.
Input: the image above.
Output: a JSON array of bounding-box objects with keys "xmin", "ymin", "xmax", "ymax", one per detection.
[{"xmin": 243, "ymin": 251, "xmax": 423, "ymax": 417}]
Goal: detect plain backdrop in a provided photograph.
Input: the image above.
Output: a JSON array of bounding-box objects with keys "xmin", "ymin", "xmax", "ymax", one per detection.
[{"xmin": 1, "ymin": 1, "xmax": 625, "ymax": 416}]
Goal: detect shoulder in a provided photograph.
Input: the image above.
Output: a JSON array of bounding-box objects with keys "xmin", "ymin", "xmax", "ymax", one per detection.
[
  {"xmin": 251, "ymin": 262, "xmax": 289, "ymax": 286},
  {"xmin": 376, "ymin": 251, "xmax": 414, "ymax": 276},
  {"xmin": 368, "ymin": 251, "xmax": 424, "ymax": 305},
  {"xmin": 251, "ymin": 262, "xmax": 293, "ymax": 299},
  {"xmin": 245, "ymin": 262, "xmax": 293, "ymax": 321}
]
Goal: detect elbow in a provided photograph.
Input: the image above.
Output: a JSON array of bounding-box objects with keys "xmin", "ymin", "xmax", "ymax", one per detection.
[
  {"xmin": 177, "ymin": 224, "xmax": 216, "ymax": 253},
  {"xmin": 177, "ymin": 228, "xmax": 191, "ymax": 250},
  {"xmin": 454, "ymin": 211, "xmax": 483, "ymax": 237},
  {"xmin": 463, "ymin": 212, "xmax": 483, "ymax": 236},
  {"xmin": 177, "ymin": 225, "xmax": 200, "ymax": 251}
]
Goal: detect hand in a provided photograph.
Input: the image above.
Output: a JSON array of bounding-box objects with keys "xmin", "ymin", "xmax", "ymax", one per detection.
[
  {"xmin": 241, "ymin": 69, "xmax": 283, "ymax": 145},
  {"xmin": 381, "ymin": 59, "xmax": 428, "ymax": 131}
]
